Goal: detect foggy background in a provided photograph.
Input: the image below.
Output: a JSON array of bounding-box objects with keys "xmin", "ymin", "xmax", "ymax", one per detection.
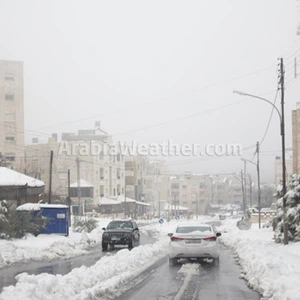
[{"xmin": 0, "ymin": 0, "xmax": 299, "ymax": 182}]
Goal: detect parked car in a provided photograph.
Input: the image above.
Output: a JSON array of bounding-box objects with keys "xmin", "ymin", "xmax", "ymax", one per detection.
[
  {"xmin": 168, "ymin": 223, "xmax": 221, "ymax": 266},
  {"xmin": 102, "ymin": 219, "xmax": 140, "ymax": 251}
]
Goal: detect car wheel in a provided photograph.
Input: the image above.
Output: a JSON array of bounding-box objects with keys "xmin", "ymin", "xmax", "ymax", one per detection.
[
  {"xmin": 128, "ymin": 238, "xmax": 134, "ymax": 250},
  {"xmin": 169, "ymin": 257, "xmax": 177, "ymax": 266},
  {"xmin": 102, "ymin": 242, "xmax": 108, "ymax": 251}
]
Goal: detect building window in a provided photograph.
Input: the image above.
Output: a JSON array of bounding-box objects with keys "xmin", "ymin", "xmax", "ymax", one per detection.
[
  {"xmin": 117, "ymin": 168, "xmax": 121, "ymax": 179},
  {"xmin": 5, "ymin": 135, "xmax": 15, "ymax": 142},
  {"xmin": 5, "ymin": 94, "xmax": 14, "ymax": 101},
  {"xmin": 100, "ymin": 185, "xmax": 104, "ymax": 197},
  {"xmin": 113, "ymin": 188, "xmax": 116, "ymax": 196},
  {"xmin": 5, "ymin": 76, "xmax": 14, "ymax": 81},
  {"xmin": 199, "ymin": 183, "xmax": 205, "ymax": 189},
  {"xmin": 117, "ymin": 184, "xmax": 120, "ymax": 195},
  {"xmin": 171, "ymin": 183, "xmax": 179, "ymax": 189},
  {"xmin": 5, "ymin": 154, "xmax": 15, "ymax": 162},
  {"xmin": 117, "ymin": 153, "xmax": 120, "ymax": 162},
  {"xmin": 4, "ymin": 113, "xmax": 15, "ymax": 121},
  {"xmin": 100, "ymin": 168, "xmax": 104, "ymax": 179},
  {"xmin": 182, "ymin": 185, "xmax": 187, "ymax": 188}
]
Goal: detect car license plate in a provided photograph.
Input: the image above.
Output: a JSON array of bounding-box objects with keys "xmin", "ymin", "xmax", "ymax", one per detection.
[
  {"xmin": 185, "ymin": 239, "xmax": 201, "ymax": 244},
  {"xmin": 112, "ymin": 237, "xmax": 120, "ymax": 241}
]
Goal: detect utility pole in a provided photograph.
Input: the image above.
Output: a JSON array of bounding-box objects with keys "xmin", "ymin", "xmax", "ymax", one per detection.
[
  {"xmin": 158, "ymin": 192, "xmax": 161, "ymax": 218},
  {"xmin": 67, "ymin": 169, "xmax": 71, "ymax": 226},
  {"xmin": 280, "ymin": 58, "xmax": 288, "ymax": 245},
  {"xmin": 248, "ymin": 174, "xmax": 253, "ymax": 208},
  {"xmin": 124, "ymin": 184, "xmax": 127, "ymax": 218},
  {"xmin": 257, "ymin": 142, "xmax": 261, "ymax": 229},
  {"xmin": 241, "ymin": 170, "xmax": 245, "ymax": 215},
  {"xmin": 243, "ymin": 160, "xmax": 247, "ymax": 208},
  {"xmin": 174, "ymin": 193, "xmax": 176, "ymax": 217},
  {"xmin": 76, "ymin": 157, "xmax": 81, "ymax": 216},
  {"xmin": 48, "ymin": 151, "xmax": 53, "ymax": 204}
]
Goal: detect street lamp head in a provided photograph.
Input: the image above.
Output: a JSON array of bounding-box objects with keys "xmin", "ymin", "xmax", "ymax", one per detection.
[{"xmin": 233, "ymin": 90, "xmax": 247, "ymax": 96}]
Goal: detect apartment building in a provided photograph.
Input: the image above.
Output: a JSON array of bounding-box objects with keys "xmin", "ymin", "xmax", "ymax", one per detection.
[
  {"xmin": 146, "ymin": 160, "xmax": 169, "ymax": 215},
  {"xmin": 125, "ymin": 154, "xmax": 148, "ymax": 201},
  {"xmin": 0, "ymin": 60, "xmax": 24, "ymax": 169},
  {"xmin": 275, "ymin": 155, "xmax": 293, "ymax": 186},
  {"xmin": 169, "ymin": 174, "xmax": 211, "ymax": 215},
  {"xmin": 25, "ymin": 124, "xmax": 125, "ymax": 210}
]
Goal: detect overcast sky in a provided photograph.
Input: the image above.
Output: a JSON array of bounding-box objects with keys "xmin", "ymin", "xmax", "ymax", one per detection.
[{"xmin": 0, "ymin": 0, "xmax": 299, "ymax": 182}]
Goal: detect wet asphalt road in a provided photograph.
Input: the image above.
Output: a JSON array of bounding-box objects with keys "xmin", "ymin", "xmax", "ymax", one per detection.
[
  {"xmin": 0, "ymin": 230, "xmax": 156, "ymax": 292},
  {"xmin": 115, "ymin": 244, "xmax": 260, "ymax": 300},
  {"xmin": 0, "ymin": 220, "xmax": 261, "ymax": 299}
]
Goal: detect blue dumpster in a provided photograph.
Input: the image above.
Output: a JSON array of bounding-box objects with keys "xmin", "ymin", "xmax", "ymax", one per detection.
[
  {"xmin": 16, "ymin": 203, "xmax": 69, "ymax": 236},
  {"xmin": 40, "ymin": 204, "xmax": 69, "ymax": 236}
]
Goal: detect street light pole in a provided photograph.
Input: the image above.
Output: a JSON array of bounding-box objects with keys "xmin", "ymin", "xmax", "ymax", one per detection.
[
  {"xmin": 280, "ymin": 58, "xmax": 288, "ymax": 245},
  {"xmin": 233, "ymin": 81, "xmax": 288, "ymax": 244}
]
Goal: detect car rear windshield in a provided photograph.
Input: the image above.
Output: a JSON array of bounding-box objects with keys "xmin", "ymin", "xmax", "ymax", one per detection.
[
  {"xmin": 176, "ymin": 226, "xmax": 211, "ymax": 233},
  {"xmin": 107, "ymin": 221, "xmax": 133, "ymax": 230}
]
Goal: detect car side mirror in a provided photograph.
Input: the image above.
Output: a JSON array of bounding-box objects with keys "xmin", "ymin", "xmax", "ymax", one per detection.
[
  {"xmin": 216, "ymin": 232, "xmax": 221, "ymax": 237},
  {"xmin": 167, "ymin": 233, "xmax": 173, "ymax": 237},
  {"xmin": 102, "ymin": 227, "xmax": 106, "ymax": 231}
]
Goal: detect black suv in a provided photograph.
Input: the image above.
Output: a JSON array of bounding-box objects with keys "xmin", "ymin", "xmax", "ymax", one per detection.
[{"xmin": 102, "ymin": 219, "xmax": 140, "ymax": 251}]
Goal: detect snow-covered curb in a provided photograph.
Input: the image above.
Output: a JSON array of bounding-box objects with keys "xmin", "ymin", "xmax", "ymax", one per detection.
[{"xmin": 217, "ymin": 220, "xmax": 300, "ymax": 300}]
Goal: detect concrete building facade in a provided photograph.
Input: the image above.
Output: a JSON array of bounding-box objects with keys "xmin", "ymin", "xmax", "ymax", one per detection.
[
  {"xmin": 25, "ymin": 126, "xmax": 125, "ymax": 210},
  {"xmin": 0, "ymin": 60, "xmax": 24, "ymax": 170}
]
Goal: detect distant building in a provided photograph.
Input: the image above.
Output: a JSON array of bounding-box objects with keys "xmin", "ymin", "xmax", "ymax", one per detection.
[
  {"xmin": 125, "ymin": 155, "xmax": 148, "ymax": 202},
  {"xmin": 25, "ymin": 123, "xmax": 125, "ymax": 211},
  {"xmin": 275, "ymin": 156, "xmax": 293, "ymax": 186},
  {"xmin": 292, "ymin": 105, "xmax": 300, "ymax": 174},
  {"xmin": 0, "ymin": 60, "xmax": 24, "ymax": 170}
]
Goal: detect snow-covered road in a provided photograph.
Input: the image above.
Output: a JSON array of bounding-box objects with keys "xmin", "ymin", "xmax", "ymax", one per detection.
[{"xmin": 1, "ymin": 217, "xmax": 300, "ymax": 300}]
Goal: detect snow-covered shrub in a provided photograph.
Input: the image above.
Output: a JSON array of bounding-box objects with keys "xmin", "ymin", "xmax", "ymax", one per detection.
[
  {"xmin": 72, "ymin": 216, "xmax": 98, "ymax": 233},
  {"xmin": 273, "ymin": 175, "xmax": 300, "ymax": 243},
  {"xmin": 0, "ymin": 200, "xmax": 49, "ymax": 239}
]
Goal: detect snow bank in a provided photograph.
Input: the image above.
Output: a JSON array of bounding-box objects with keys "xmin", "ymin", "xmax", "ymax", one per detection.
[
  {"xmin": 0, "ymin": 222, "xmax": 173, "ymax": 300},
  {"xmin": 218, "ymin": 219, "xmax": 300, "ymax": 300},
  {"xmin": 0, "ymin": 216, "xmax": 216, "ymax": 299},
  {"xmin": 0, "ymin": 219, "xmax": 110, "ymax": 269}
]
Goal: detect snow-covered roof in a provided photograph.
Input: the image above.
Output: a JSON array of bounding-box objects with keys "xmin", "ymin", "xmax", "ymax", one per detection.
[
  {"xmin": 16, "ymin": 203, "xmax": 68, "ymax": 211},
  {"xmin": 0, "ymin": 167, "xmax": 44, "ymax": 187},
  {"xmin": 136, "ymin": 201, "xmax": 151, "ymax": 206},
  {"xmin": 116, "ymin": 195, "xmax": 136, "ymax": 203},
  {"xmin": 98, "ymin": 197, "xmax": 121, "ymax": 205},
  {"xmin": 70, "ymin": 179, "xmax": 94, "ymax": 188}
]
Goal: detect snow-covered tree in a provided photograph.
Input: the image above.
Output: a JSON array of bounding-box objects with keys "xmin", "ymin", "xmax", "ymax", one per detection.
[{"xmin": 274, "ymin": 174, "xmax": 300, "ymax": 243}]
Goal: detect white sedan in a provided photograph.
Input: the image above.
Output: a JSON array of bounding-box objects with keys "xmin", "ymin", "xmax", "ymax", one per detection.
[{"xmin": 168, "ymin": 223, "xmax": 221, "ymax": 265}]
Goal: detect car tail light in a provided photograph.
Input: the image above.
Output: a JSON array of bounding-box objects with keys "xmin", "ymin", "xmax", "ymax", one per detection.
[
  {"xmin": 203, "ymin": 236, "xmax": 217, "ymax": 241},
  {"xmin": 171, "ymin": 236, "xmax": 184, "ymax": 242}
]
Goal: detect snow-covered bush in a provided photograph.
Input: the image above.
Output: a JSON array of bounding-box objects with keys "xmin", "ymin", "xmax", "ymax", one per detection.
[
  {"xmin": 0, "ymin": 200, "xmax": 49, "ymax": 239},
  {"xmin": 274, "ymin": 175, "xmax": 300, "ymax": 243},
  {"xmin": 72, "ymin": 216, "xmax": 98, "ymax": 233}
]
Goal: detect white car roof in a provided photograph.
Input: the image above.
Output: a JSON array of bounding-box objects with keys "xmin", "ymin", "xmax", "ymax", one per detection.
[{"xmin": 177, "ymin": 223, "xmax": 211, "ymax": 227}]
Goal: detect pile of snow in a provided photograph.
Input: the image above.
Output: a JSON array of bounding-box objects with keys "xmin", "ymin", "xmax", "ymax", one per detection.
[
  {"xmin": 0, "ymin": 219, "xmax": 110, "ymax": 269},
  {"xmin": 0, "ymin": 217, "xmax": 212, "ymax": 300},
  {"xmin": 218, "ymin": 219, "xmax": 300, "ymax": 300}
]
